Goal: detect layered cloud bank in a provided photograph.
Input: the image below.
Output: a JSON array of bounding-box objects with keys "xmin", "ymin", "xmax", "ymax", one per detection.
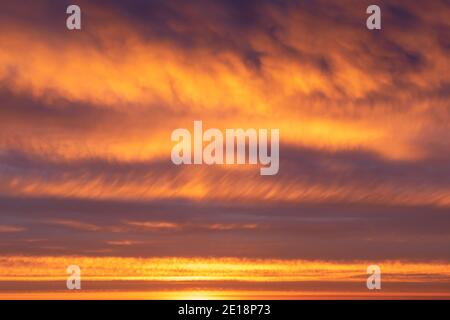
[{"xmin": 0, "ymin": 0, "xmax": 449, "ymax": 206}]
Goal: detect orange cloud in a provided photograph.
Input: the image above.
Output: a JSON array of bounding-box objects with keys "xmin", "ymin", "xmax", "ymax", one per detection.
[
  {"xmin": 0, "ymin": 225, "xmax": 26, "ymax": 233},
  {"xmin": 1, "ymin": 256, "xmax": 449, "ymax": 283},
  {"xmin": 0, "ymin": 1, "xmax": 448, "ymax": 166}
]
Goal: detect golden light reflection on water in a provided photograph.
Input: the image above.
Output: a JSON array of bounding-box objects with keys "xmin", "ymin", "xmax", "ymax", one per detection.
[{"xmin": 2, "ymin": 290, "xmax": 450, "ymax": 300}]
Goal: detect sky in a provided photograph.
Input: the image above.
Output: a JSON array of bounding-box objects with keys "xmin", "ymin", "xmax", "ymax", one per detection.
[{"xmin": 0, "ymin": 0, "xmax": 449, "ymax": 299}]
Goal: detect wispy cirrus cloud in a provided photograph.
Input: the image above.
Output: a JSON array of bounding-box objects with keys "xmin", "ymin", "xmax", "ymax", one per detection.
[{"xmin": 0, "ymin": 225, "xmax": 26, "ymax": 233}]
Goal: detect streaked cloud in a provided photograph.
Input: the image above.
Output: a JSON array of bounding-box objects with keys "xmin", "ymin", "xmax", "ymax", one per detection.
[{"xmin": 0, "ymin": 225, "xmax": 26, "ymax": 233}]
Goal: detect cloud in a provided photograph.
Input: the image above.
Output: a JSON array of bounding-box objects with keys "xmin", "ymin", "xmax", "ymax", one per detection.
[
  {"xmin": 125, "ymin": 221, "xmax": 180, "ymax": 230},
  {"xmin": 1, "ymin": 256, "xmax": 450, "ymax": 289},
  {"xmin": 0, "ymin": 0, "xmax": 449, "ymax": 275},
  {"xmin": 105, "ymin": 240, "xmax": 143, "ymax": 246},
  {"xmin": 0, "ymin": 145, "xmax": 448, "ymax": 207},
  {"xmin": 1, "ymin": 195, "xmax": 450, "ymax": 260},
  {"xmin": 0, "ymin": 225, "xmax": 26, "ymax": 233}
]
